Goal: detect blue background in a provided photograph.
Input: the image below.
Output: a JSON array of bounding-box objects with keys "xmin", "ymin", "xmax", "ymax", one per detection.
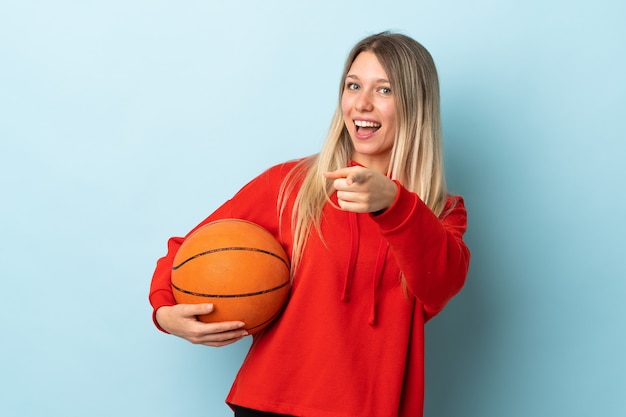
[{"xmin": 1, "ymin": 1, "xmax": 624, "ymax": 416}]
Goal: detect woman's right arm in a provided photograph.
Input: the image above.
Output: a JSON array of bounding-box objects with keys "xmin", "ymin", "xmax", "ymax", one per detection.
[
  {"xmin": 149, "ymin": 161, "xmax": 297, "ymax": 345},
  {"xmin": 150, "ymin": 225, "xmax": 252, "ymax": 347},
  {"xmin": 149, "ymin": 218, "xmax": 250, "ymax": 346},
  {"xmin": 149, "ymin": 234, "xmax": 249, "ymax": 347}
]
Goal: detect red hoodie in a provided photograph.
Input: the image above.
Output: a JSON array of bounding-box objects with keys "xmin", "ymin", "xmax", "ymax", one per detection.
[{"xmin": 149, "ymin": 159, "xmax": 470, "ymax": 417}]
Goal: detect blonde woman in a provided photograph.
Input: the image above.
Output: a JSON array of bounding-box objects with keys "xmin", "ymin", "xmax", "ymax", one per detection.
[{"xmin": 150, "ymin": 32, "xmax": 470, "ymax": 417}]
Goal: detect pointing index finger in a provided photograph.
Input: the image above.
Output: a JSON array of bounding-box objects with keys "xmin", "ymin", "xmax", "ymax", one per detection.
[
  {"xmin": 323, "ymin": 168, "xmax": 349, "ymax": 179},
  {"xmin": 324, "ymin": 167, "xmax": 364, "ymax": 181}
]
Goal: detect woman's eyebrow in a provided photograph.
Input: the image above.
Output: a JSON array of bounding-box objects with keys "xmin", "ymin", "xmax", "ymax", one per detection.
[{"xmin": 346, "ymin": 74, "xmax": 390, "ymax": 83}]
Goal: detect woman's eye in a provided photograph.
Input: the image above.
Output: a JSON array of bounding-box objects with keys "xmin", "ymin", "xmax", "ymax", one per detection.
[
  {"xmin": 346, "ymin": 82, "xmax": 359, "ymax": 91},
  {"xmin": 380, "ymin": 87, "xmax": 392, "ymax": 95}
]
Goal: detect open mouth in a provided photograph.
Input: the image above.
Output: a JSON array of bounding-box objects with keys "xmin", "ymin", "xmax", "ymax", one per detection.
[{"xmin": 354, "ymin": 119, "xmax": 381, "ymax": 135}]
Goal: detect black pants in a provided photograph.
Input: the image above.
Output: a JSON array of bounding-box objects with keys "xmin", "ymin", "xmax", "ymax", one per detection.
[{"xmin": 234, "ymin": 405, "xmax": 294, "ymax": 417}]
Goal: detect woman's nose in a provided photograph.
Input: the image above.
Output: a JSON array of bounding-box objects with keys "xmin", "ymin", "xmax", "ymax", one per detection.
[{"xmin": 355, "ymin": 92, "xmax": 374, "ymax": 112}]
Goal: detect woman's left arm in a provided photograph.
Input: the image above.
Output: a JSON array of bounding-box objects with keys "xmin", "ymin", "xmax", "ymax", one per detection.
[
  {"xmin": 372, "ymin": 185, "xmax": 470, "ymax": 320},
  {"xmin": 325, "ymin": 166, "xmax": 470, "ymax": 319}
]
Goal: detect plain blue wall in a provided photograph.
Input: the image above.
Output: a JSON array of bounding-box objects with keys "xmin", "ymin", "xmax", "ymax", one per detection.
[{"xmin": 1, "ymin": 1, "xmax": 624, "ymax": 416}]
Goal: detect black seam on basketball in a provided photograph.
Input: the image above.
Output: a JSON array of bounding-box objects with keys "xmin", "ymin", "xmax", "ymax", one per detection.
[
  {"xmin": 172, "ymin": 247, "xmax": 289, "ymax": 270},
  {"xmin": 171, "ymin": 280, "xmax": 289, "ymax": 298}
]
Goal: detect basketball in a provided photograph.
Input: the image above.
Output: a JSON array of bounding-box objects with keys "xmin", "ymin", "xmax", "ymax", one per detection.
[{"xmin": 171, "ymin": 219, "xmax": 291, "ymax": 334}]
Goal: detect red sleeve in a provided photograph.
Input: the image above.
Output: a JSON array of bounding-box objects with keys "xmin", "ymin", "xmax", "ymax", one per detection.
[
  {"xmin": 372, "ymin": 184, "xmax": 470, "ymax": 321},
  {"xmin": 149, "ymin": 236, "xmax": 184, "ymax": 332}
]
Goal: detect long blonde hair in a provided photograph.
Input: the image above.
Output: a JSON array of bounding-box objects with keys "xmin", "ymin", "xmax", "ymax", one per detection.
[{"xmin": 280, "ymin": 32, "xmax": 448, "ymax": 271}]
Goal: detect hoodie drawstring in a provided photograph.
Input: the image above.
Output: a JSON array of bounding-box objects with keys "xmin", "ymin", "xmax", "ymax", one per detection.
[
  {"xmin": 341, "ymin": 212, "xmax": 359, "ymax": 302},
  {"xmin": 341, "ymin": 211, "xmax": 389, "ymax": 326},
  {"xmin": 369, "ymin": 239, "xmax": 389, "ymax": 325}
]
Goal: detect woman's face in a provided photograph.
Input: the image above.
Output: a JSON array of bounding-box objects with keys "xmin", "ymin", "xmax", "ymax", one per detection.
[{"xmin": 341, "ymin": 51, "xmax": 397, "ymax": 173}]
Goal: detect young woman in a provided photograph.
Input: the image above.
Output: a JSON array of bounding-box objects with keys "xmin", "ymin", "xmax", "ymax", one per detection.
[{"xmin": 150, "ymin": 32, "xmax": 470, "ymax": 417}]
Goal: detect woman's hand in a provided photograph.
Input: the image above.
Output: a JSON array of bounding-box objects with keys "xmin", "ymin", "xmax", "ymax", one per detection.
[
  {"xmin": 155, "ymin": 304, "xmax": 249, "ymax": 347},
  {"xmin": 324, "ymin": 166, "xmax": 398, "ymax": 213}
]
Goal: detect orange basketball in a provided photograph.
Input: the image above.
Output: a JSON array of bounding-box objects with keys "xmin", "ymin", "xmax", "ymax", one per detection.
[{"xmin": 171, "ymin": 219, "xmax": 290, "ymax": 334}]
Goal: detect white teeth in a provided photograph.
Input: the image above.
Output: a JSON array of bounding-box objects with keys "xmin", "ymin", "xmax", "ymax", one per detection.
[{"xmin": 354, "ymin": 120, "xmax": 381, "ymax": 128}]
